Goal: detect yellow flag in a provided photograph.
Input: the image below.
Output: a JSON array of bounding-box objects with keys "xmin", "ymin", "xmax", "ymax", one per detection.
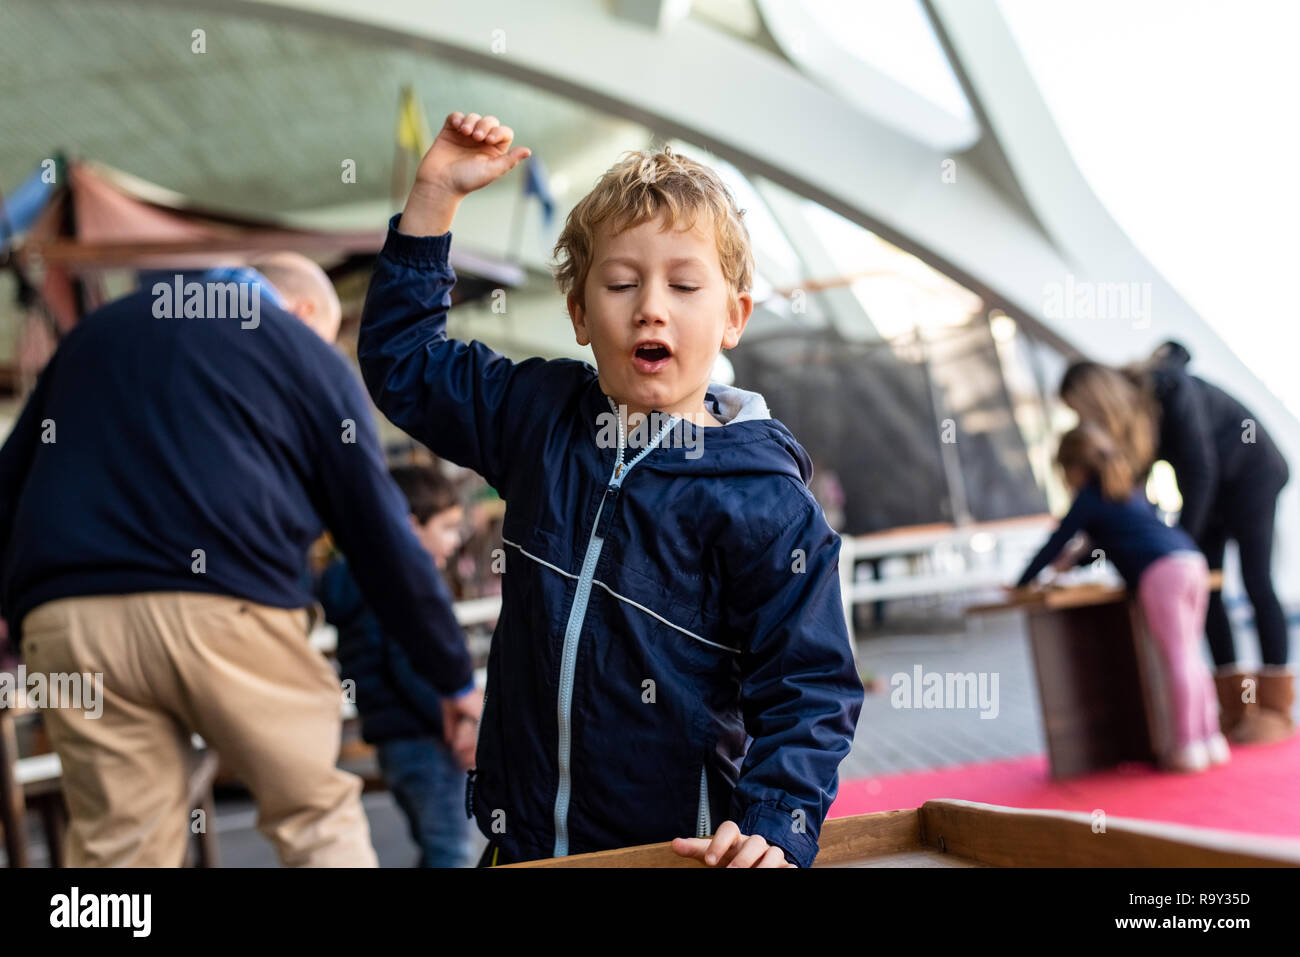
[{"xmin": 396, "ymin": 85, "xmax": 432, "ymax": 155}]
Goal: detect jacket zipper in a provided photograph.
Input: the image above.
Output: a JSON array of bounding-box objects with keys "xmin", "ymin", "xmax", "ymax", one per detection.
[
  {"xmin": 552, "ymin": 397, "xmax": 679, "ymax": 857},
  {"xmin": 697, "ymin": 765, "xmax": 712, "ymax": 838}
]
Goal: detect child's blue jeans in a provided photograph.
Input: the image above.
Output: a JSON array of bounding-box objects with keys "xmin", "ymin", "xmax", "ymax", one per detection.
[{"xmin": 376, "ymin": 736, "xmax": 473, "ymax": 868}]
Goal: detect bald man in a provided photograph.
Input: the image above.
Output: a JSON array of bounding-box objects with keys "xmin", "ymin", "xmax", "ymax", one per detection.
[
  {"xmin": 251, "ymin": 252, "xmax": 343, "ymax": 344},
  {"xmin": 0, "ymin": 259, "xmax": 479, "ymax": 867}
]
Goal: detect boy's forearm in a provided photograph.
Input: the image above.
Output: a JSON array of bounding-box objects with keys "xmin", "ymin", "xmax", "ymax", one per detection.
[
  {"xmin": 398, "ymin": 182, "xmax": 463, "ymax": 237},
  {"xmin": 359, "ymin": 208, "xmax": 542, "ymax": 493},
  {"xmin": 732, "ymin": 517, "xmax": 864, "ymax": 868}
]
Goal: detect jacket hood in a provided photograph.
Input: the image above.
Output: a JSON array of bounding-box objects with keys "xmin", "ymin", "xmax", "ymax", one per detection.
[{"xmin": 585, "ymin": 378, "xmax": 814, "ymax": 486}]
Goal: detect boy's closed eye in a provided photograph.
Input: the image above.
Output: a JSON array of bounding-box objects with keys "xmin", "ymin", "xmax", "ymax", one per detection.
[{"xmin": 606, "ymin": 283, "xmax": 700, "ymax": 293}]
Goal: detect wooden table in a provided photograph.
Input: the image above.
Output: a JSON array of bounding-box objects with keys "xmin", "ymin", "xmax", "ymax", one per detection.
[
  {"xmin": 968, "ymin": 574, "xmax": 1221, "ymax": 778},
  {"xmin": 501, "ymin": 799, "xmax": 1300, "ymax": 867}
]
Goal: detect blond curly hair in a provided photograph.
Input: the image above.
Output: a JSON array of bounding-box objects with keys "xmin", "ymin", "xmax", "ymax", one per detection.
[{"xmin": 551, "ymin": 146, "xmax": 755, "ymax": 315}]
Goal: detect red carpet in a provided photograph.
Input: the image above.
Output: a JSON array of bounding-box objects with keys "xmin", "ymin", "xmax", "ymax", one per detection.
[{"xmin": 830, "ymin": 736, "xmax": 1300, "ymax": 840}]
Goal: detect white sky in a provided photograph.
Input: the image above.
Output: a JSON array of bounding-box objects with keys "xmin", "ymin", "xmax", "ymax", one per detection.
[
  {"xmin": 801, "ymin": 0, "xmax": 972, "ymax": 120},
  {"xmin": 997, "ymin": 0, "xmax": 1300, "ymax": 416}
]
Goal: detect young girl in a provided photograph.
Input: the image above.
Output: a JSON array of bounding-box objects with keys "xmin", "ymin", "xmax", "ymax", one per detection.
[{"xmin": 1015, "ymin": 424, "xmax": 1229, "ymax": 772}]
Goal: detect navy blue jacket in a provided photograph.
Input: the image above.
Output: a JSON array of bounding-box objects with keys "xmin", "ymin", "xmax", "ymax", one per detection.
[
  {"xmin": 359, "ymin": 218, "xmax": 864, "ymax": 868},
  {"xmin": 317, "ymin": 557, "xmax": 453, "ymax": 743},
  {"xmin": 0, "ymin": 273, "xmax": 472, "ymax": 697},
  {"xmin": 1017, "ymin": 480, "xmax": 1199, "ymax": 589}
]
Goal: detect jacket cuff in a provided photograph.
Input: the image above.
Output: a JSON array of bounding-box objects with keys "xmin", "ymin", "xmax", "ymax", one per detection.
[
  {"xmin": 381, "ymin": 213, "xmax": 453, "ymax": 267},
  {"xmin": 738, "ymin": 802, "xmax": 820, "ymax": 869}
]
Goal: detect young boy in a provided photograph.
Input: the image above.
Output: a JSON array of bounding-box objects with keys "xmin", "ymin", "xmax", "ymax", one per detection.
[
  {"xmin": 317, "ymin": 464, "xmax": 475, "ymax": 866},
  {"xmin": 359, "ymin": 111, "xmax": 863, "ymax": 868}
]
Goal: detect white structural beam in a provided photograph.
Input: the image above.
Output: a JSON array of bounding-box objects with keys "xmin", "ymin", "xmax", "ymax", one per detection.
[
  {"xmin": 751, "ymin": 179, "xmax": 881, "ymax": 343},
  {"xmin": 128, "ymin": 0, "xmax": 1072, "ymax": 330},
  {"xmin": 610, "ymin": 0, "xmax": 693, "ymax": 32},
  {"xmin": 756, "ymin": 0, "xmax": 980, "ymax": 153},
  {"xmin": 123, "ymin": 0, "xmax": 1298, "ymax": 598}
]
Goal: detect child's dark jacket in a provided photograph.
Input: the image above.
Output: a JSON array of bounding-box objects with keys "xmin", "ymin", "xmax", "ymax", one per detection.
[{"xmin": 359, "ymin": 217, "xmax": 863, "ymax": 867}]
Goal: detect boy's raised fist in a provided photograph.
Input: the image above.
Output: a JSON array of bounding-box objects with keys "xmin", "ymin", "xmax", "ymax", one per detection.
[{"xmin": 415, "ymin": 111, "xmax": 532, "ymax": 198}]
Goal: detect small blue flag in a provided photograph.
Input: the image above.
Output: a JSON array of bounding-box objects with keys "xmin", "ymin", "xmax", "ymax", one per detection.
[
  {"xmin": 1, "ymin": 159, "xmax": 61, "ymax": 252},
  {"xmin": 522, "ymin": 155, "xmax": 555, "ymax": 230}
]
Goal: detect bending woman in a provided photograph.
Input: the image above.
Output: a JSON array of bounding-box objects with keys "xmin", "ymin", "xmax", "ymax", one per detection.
[{"xmin": 1059, "ymin": 351, "xmax": 1292, "ymax": 744}]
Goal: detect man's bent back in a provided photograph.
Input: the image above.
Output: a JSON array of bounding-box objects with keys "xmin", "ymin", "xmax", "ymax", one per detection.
[{"xmin": 0, "ymin": 272, "xmax": 473, "ymax": 866}]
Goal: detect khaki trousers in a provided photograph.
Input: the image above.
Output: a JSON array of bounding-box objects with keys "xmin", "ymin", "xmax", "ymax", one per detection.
[{"xmin": 21, "ymin": 591, "xmax": 377, "ymax": 867}]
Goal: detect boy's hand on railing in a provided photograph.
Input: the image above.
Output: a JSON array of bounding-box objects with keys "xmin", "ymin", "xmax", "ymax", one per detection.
[
  {"xmin": 671, "ymin": 822, "xmax": 797, "ymax": 868},
  {"xmin": 400, "ymin": 112, "xmax": 532, "ymax": 236}
]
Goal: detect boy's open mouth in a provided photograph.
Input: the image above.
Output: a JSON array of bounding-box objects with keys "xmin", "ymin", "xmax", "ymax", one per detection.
[{"xmin": 632, "ymin": 341, "xmax": 673, "ymax": 374}]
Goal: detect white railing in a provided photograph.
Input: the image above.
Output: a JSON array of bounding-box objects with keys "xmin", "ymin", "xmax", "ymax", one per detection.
[{"xmin": 837, "ymin": 515, "xmax": 1058, "ymax": 644}]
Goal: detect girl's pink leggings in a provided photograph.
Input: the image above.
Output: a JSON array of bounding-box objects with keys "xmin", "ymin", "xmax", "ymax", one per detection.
[{"xmin": 1137, "ymin": 552, "xmax": 1218, "ymax": 749}]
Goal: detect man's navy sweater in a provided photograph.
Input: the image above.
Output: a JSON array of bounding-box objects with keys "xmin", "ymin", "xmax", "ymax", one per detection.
[
  {"xmin": 1016, "ymin": 480, "xmax": 1198, "ymax": 589},
  {"xmin": 0, "ymin": 277, "xmax": 471, "ymax": 696}
]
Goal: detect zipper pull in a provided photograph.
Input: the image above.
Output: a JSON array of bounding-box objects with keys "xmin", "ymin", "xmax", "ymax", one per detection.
[{"xmin": 595, "ymin": 485, "xmax": 621, "ymax": 539}]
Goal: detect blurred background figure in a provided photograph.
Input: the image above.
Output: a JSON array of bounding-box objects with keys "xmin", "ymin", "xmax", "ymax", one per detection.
[
  {"xmin": 316, "ymin": 464, "xmax": 475, "ymax": 868},
  {"xmin": 0, "ymin": 257, "xmax": 475, "ymax": 866},
  {"xmin": 1060, "ymin": 349, "xmax": 1292, "ymax": 744},
  {"xmin": 250, "ymin": 252, "xmax": 344, "ymax": 344},
  {"xmin": 1013, "ymin": 423, "xmax": 1225, "ymax": 773}
]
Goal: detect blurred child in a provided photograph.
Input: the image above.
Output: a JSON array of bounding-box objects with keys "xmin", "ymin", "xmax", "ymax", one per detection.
[
  {"xmin": 358, "ymin": 111, "xmax": 863, "ymax": 868},
  {"xmin": 1015, "ymin": 424, "xmax": 1228, "ymax": 772},
  {"xmin": 317, "ymin": 464, "xmax": 473, "ymax": 866}
]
